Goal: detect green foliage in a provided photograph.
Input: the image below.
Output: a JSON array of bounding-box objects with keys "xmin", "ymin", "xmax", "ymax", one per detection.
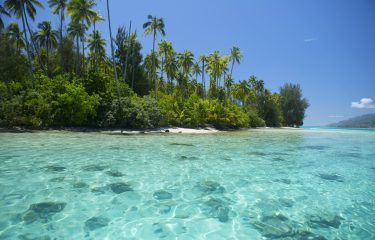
[{"xmin": 279, "ymin": 83, "xmax": 309, "ymax": 127}]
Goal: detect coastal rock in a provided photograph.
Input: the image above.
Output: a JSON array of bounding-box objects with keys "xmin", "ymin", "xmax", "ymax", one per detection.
[
  {"xmin": 153, "ymin": 190, "xmax": 173, "ymax": 200},
  {"xmin": 84, "ymin": 216, "xmax": 109, "ymax": 231},
  {"xmin": 108, "ymin": 182, "xmax": 133, "ymax": 194}
]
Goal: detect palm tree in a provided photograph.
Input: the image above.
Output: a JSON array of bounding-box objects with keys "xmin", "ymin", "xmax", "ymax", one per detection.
[
  {"xmin": 48, "ymin": 0, "xmax": 67, "ymax": 73},
  {"xmin": 68, "ymin": 21, "xmax": 86, "ymax": 74},
  {"xmin": 0, "ymin": 5, "xmax": 10, "ymax": 31},
  {"xmin": 143, "ymin": 15, "xmax": 165, "ymax": 99},
  {"xmin": 6, "ymin": 22, "xmax": 25, "ymax": 53},
  {"xmin": 105, "ymin": 0, "xmax": 120, "ymax": 100},
  {"xmin": 34, "ymin": 21, "xmax": 58, "ymax": 76},
  {"xmin": 229, "ymin": 46, "xmax": 242, "ymax": 76},
  {"xmin": 192, "ymin": 62, "xmax": 202, "ymax": 83},
  {"xmin": 92, "ymin": 10, "xmax": 104, "ymax": 32},
  {"xmin": 67, "ymin": 0, "xmax": 96, "ymax": 75},
  {"xmin": 158, "ymin": 40, "xmax": 172, "ymax": 80},
  {"xmin": 4, "ymin": 0, "xmax": 43, "ymax": 86},
  {"xmin": 198, "ymin": 54, "xmax": 208, "ymax": 96},
  {"xmin": 87, "ymin": 30, "xmax": 105, "ymax": 70},
  {"xmin": 164, "ymin": 49, "xmax": 177, "ymax": 92}
]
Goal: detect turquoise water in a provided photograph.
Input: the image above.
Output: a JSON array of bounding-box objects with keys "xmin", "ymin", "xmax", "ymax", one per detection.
[{"xmin": 0, "ymin": 128, "xmax": 374, "ymax": 239}]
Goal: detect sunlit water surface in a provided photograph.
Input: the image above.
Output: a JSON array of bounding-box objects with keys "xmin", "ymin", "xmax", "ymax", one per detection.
[{"xmin": 0, "ymin": 128, "xmax": 374, "ymax": 239}]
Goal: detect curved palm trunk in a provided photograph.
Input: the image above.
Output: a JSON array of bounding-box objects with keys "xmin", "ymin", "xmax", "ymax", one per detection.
[
  {"xmin": 106, "ymin": 0, "xmax": 120, "ymax": 100},
  {"xmin": 20, "ymin": 4, "xmax": 34, "ymax": 87},
  {"xmin": 230, "ymin": 59, "xmax": 235, "ymax": 76},
  {"xmin": 59, "ymin": 9, "xmax": 64, "ymax": 74},
  {"xmin": 152, "ymin": 29, "xmax": 157, "ymax": 99},
  {"xmin": 23, "ymin": 6, "xmax": 47, "ymax": 76}
]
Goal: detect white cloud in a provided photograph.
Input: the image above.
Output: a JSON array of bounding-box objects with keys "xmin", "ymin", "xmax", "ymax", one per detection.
[
  {"xmin": 304, "ymin": 38, "xmax": 318, "ymax": 42},
  {"xmin": 351, "ymin": 98, "xmax": 375, "ymax": 109}
]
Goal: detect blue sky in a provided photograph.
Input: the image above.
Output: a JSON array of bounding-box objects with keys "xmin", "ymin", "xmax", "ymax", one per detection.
[{"xmin": 3, "ymin": 0, "xmax": 375, "ymax": 125}]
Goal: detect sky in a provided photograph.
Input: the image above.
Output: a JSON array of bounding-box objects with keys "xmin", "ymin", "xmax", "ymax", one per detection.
[{"xmin": 3, "ymin": 0, "xmax": 375, "ymax": 125}]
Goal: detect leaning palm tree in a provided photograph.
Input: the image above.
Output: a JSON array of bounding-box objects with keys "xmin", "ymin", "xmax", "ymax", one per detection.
[
  {"xmin": 0, "ymin": 5, "xmax": 10, "ymax": 31},
  {"xmin": 229, "ymin": 46, "xmax": 242, "ymax": 76},
  {"xmin": 105, "ymin": 0, "xmax": 120, "ymax": 100},
  {"xmin": 48, "ymin": 0, "xmax": 67, "ymax": 73},
  {"xmin": 143, "ymin": 15, "xmax": 166, "ymax": 99},
  {"xmin": 67, "ymin": 0, "xmax": 96, "ymax": 75},
  {"xmin": 34, "ymin": 21, "xmax": 58, "ymax": 76},
  {"xmin": 6, "ymin": 22, "xmax": 25, "ymax": 53},
  {"xmin": 192, "ymin": 62, "xmax": 202, "ymax": 83},
  {"xmin": 87, "ymin": 30, "xmax": 106, "ymax": 70}
]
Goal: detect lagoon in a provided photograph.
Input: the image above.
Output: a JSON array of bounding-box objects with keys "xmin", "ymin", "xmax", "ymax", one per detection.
[{"xmin": 0, "ymin": 128, "xmax": 374, "ymax": 239}]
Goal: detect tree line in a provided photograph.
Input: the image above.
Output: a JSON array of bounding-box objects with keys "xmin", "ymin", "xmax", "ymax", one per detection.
[{"xmin": 0, "ymin": 0, "xmax": 309, "ymax": 129}]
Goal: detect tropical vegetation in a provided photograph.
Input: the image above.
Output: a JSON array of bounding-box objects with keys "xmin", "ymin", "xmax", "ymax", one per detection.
[{"xmin": 0, "ymin": 1, "xmax": 309, "ymax": 130}]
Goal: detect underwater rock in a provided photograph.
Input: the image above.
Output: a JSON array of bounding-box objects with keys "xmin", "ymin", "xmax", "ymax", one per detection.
[
  {"xmin": 18, "ymin": 233, "xmax": 51, "ymax": 240},
  {"xmin": 153, "ymin": 190, "xmax": 173, "ymax": 200},
  {"xmin": 272, "ymin": 157, "xmax": 285, "ymax": 162},
  {"xmin": 248, "ymin": 152, "xmax": 267, "ymax": 156},
  {"xmin": 202, "ymin": 197, "xmax": 230, "ymax": 223},
  {"xmin": 170, "ymin": 143, "xmax": 194, "ymax": 147},
  {"xmin": 73, "ymin": 182, "xmax": 89, "ymax": 188},
  {"xmin": 279, "ymin": 198, "xmax": 294, "ymax": 208},
  {"xmin": 105, "ymin": 170, "xmax": 124, "ymax": 177},
  {"xmin": 274, "ymin": 179, "xmax": 292, "ymax": 184},
  {"xmin": 84, "ymin": 216, "xmax": 109, "ymax": 231},
  {"xmin": 307, "ymin": 214, "xmax": 344, "ymax": 229},
  {"xmin": 50, "ymin": 177, "xmax": 65, "ymax": 182},
  {"xmin": 23, "ymin": 202, "xmax": 66, "ymax": 223},
  {"xmin": 91, "ymin": 186, "xmax": 109, "ymax": 194},
  {"xmin": 108, "ymin": 182, "xmax": 133, "ymax": 194},
  {"xmin": 253, "ymin": 214, "xmax": 293, "ymax": 238},
  {"xmin": 179, "ymin": 155, "xmax": 199, "ymax": 160},
  {"xmin": 82, "ymin": 165, "xmax": 106, "ymax": 172},
  {"xmin": 195, "ymin": 181, "xmax": 225, "ymax": 195},
  {"xmin": 304, "ymin": 145, "xmax": 329, "ymax": 150},
  {"xmin": 317, "ymin": 173, "xmax": 344, "ymax": 182},
  {"xmin": 43, "ymin": 165, "xmax": 66, "ymax": 172}
]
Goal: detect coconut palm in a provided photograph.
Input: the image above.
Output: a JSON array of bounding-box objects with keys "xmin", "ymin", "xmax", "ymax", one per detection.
[
  {"xmin": 92, "ymin": 10, "xmax": 104, "ymax": 32},
  {"xmin": 48, "ymin": 0, "xmax": 67, "ymax": 72},
  {"xmin": 68, "ymin": 21, "xmax": 86, "ymax": 74},
  {"xmin": 87, "ymin": 30, "xmax": 105, "ymax": 70},
  {"xmin": 158, "ymin": 40, "xmax": 172, "ymax": 80},
  {"xmin": 5, "ymin": 0, "xmax": 44, "ymax": 86},
  {"xmin": 164, "ymin": 49, "xmax": 177, "ymax": 92},
  {"xmin": 192, "ymin": 62, "xmax": 202, "ymax": 83},
  {"xmin": 198, "ymin": 54, "xmax": 208, "ymax": 95},
  {"xmin": 105, "ymin": 0, "xmax": 120, "ymax": 100},
  {"xmin": 6, "ymin": 22, "xmax": 25, "ymax": 52},
  {"xmin": 229, "ymin": 46, "xmax": 242, "ymax": 76},
  {"xmin": 0, "ymin": 5, "xmax": 10, "ymax": 31},
  {"xmin": 143, "ymin": 15, "xmax": 166, "ymax": 99},
  {"xmin": 67, "ymin": 0, "xmax": 96, "ymax": 75},
  {"xmin": 34, "ymin": 21, "xmax": 58, "ymax": 76}
]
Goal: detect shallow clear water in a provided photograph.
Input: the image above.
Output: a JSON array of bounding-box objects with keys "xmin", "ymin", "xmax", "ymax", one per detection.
[{"xmin": 0, "ymin": 128, "xmax": 374, "ymax": 239}]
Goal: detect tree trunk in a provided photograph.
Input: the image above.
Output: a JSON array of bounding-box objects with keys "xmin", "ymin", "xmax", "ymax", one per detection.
[
  {"xmin": 81, "ymin": 20, "xmax": 85, "ymax": 76},
  {"xmin": 202, "ymin": 60, "xmax": 205, "ymax": 97},
  {"xmin": 106, "ymin": 0, "xmax": 121, "ymax": 100},
  {"xmin": 46, "ymin": 37, "xmax": 50, "ymax": 77},
  {"xmin": 20, "ymin": 4, "xmax": 35, "ymax": 87},
  {"xmin": 230, "ymin": 59, "xmax": 235, "ymax": 76},
  {"xmin": 76, "ymin": 36, "xmax": 80, "ymax": 74},
  {"xmin": 152, "ymin": 29, "xmax": 157, "ymax": 99},
  {"xmin": 60, "ymin": 8, "xmax": 64, "ymax": 74},
  {"xmin": 23, "ymin": 6, "xmax": 47, "ymax": 76}
]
